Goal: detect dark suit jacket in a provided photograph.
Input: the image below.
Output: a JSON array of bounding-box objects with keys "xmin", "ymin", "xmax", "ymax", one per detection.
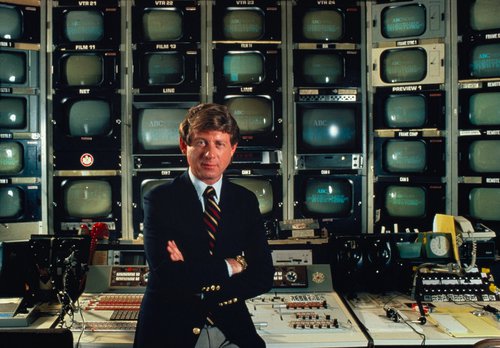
[{"xmin": 134, "ymin": 172, "xmax": 275, "ymax": 348}]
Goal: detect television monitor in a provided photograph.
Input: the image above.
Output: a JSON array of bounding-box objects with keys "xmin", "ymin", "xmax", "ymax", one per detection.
[
  {"xmin": 374, "ymin": 137, "xmax": 445, "ymax": 177},
  {"xmin": 373, "ymin": 89, "xmax": 445, "ymax": 130},
  {"xmin": 459, "ymin": 89, "xmax": 500, "ymax": 128},
  {"xmin": 212, "ymin": 1, "xmax": 281, "ymax": 42},
  {"xmin": 295, "ymin": 102, "xmax": 361, "ymax": 154},
  {"xmin": 470, "ymin": 42, "xmax": 500, "ymax": 79},
  {"xmin": 374, "ymin": 182, "xmax": 446, "ymax": 233},
  {"xmin": 0, "ymin": 139, "xmax": 40, "ymax": 178},
  {"xmin": 371, "ymin": 43, "xmax": 445, "ymax": 86},
  {"xmin": 52, "ymin": 3, "xmax": 120, "ymax": 47},
  {"xmin": 0, "ymin": 240, "xmax": 34, "ymax": 298},
  {"xmin": 0, "ymin": 47, "xmax": 38, "ymax": 89},
  {"xmin": 132, "ymin": 1, "xmax": 201, "ymax": 44},
  {"xmin": 51, "ymin": 93, "xmax": 121, "ymax": 151},
  {"xmin": 0, "ymin": 183, "xmax": 40, "ymax": 223},
  {"xmin": 0, "ymin": 2, "xmax": 40, "ymax": 44},
  {"xmin": 293, "ymin": 49, "xmax": 361, "ymax": 88},
  {"xmin": 294, "ymin": 172, "xmax": 362, "ymax": 235},
  {"xmin": 460, "ymin": 185, "xmax": 500, "ymax": 223},
  {"xmin": 213, "ymin": 44, "xmax": 280, "ymax": 92},
  {"xmin": 52, "ymin": 50, "xmax": 119, "ymax": 90},
  {"xmin": 458, "ymin": 137, "xmax": 500, "ymax": 175},
  {"xmin": 133, "ymin": 46, "xmax": 200, "ymax": 94},
  {"xmin": 457, "ymin": 0, "xmax": 500, "ymax": 41},
  {"xmin": 52, "ymin": 176, "xmax": 121, "ymax": 236},
  {"xmin": 292, "ymin": 0, "xmax": 361, "ymax": 43},
  {"xmin": 0, "ymin": 93, "xmax": 38, "ymax": 134},
  {"xmin": 215, "ymin": 94, "xmax": 282, "ymax": 149},
  {"xmin": 371, "ymin": 0, "xmax": 446, "ymax": 43}
]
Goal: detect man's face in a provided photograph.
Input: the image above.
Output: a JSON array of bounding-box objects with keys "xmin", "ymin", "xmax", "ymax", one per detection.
[{"xmin": 180, "ymin": 130, "xmax": 237, "ymax": 185}]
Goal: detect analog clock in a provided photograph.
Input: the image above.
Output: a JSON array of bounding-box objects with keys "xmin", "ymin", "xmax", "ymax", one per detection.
[{"xmin": 426, "ymin": 233, "xmax": 452, "ymax": 258}]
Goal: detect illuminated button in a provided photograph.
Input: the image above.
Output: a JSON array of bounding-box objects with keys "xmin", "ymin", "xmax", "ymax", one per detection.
[
  {"xmin": 210, "ymin": 285, "xmax": 216, "ymax": 291},
  {"xmin": 193, "ymin": 327, "xmax": 201, "ymax": 335}
]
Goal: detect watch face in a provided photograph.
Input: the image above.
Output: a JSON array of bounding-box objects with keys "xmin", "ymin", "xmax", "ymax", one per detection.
[{"xmin": 429, "ymin": 234, "xmax": 451, "ymax": 257}]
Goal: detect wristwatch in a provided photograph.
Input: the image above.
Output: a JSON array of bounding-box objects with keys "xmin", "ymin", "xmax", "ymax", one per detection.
[{"xmin": 235, "ymin": 255, "xmax": 248, "ymax": 271}]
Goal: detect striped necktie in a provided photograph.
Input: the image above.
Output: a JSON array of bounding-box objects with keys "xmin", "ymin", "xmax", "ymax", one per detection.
[{"xmin": 203, "ymin": 186, "xmax": 220, "ymax": 255}]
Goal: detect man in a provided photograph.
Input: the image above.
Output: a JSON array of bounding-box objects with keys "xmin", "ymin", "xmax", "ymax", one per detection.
[{"xmin": 134, "ymin": 103, "xmax": 275, "ymax": 348}]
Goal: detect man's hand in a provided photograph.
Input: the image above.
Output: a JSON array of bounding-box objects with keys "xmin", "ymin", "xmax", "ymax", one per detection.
[
  {"xmin": 166, "ymin": 240, "xmax": 184, "ymax": 262},
  {"xmin": 226, "ymin": 257, "xmax": 245, "ymax": 275}
]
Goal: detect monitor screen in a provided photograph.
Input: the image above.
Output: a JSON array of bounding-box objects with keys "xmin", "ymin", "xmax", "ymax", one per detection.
[
  {"xmin": 0, "ymin": 141, "xmax": 23, "ymax": 175},
  {"xmin": 0, "ymin": 240, "xmax": 31, "ymax": 298},
  {"xmin": 140, "ymin": 178, "xmax": 170, "ymax": 209},
  {"xmin": 470, "ymin": 0, "xmax": 500, "ymax": 31},
  {"xmin": 0, "ymin": 51, "xmax": 26, "ymax": 85},
  {"xmin": 137, "ymin": 108, "xmax": 186, "ymax": 151},
  {"xmin": 381, "ymin": 4, "xmax": 426, "ymax": 39},
  {"xmin": 470, "ymin": 43, "xmax": 500, "ymax": 78},
  {"xmin": 63, "ymin": 9, "xmax": 104, "ymax": 42},
  {"xmin": 224, "ymin": 96, "xmax": 273, "ymax": 135},
  {"xmin": 68, "ymin": 99, "xmax": 111, "ymax": 137},
  {"xmin": 381, "ymin": 48, "xmax": 427, "ymax": 83},
  {"xmin": 299, "ymin": 106, "xmax": 357, "ymax": 152},
  {"xmin": 469, "ymin": 91, "xmax": 500, "ymax": 126},
  {"xmin": 384, "ymin": 94, "xmax": 426, "ymax": 128},
  {"xmin": 145, "ymin": 52, "xmax": 184, "ymax": 85},
  {"xmin": 300, "ymin": 52, "xmax": 342, "ymax": 85},
  {"xmin": 303, "ymin": 178, "xmax": 352, "ymax": 217},
  {"xmin": 63, "ymin": 54, "xmax": 103, "ymax": 86},
  {"xmin": 469, "ymin": 140, "xmax": 500, "ymax": 172},
  {"xmin": 63, "ymin": 179, "xmax": 112, "ymax": 218},
  {"xmin": 0, "ymin": 4, "xmax": 21, "ymax": 41},
  {"xmin": 383, "ymin": 139, "xmax": 427, "ymax": 173},
  {"xmin": 142, "ymin": 8, "xmax": 183, "ymax": 41},
  {"xmin": 223, "ymin": 8, "xmax": 264, "ymax": 40},
  {"xmin": 0, "ymin": 96, "xmax": 26, "ymax": 129},
  {"xmin": 385, "ymin": 185, "xmax": 426, "ymax": 218},
  {"xmin": 301, "ymin": 9, "xmax": 343, "ymax": 42},
  {"xmin": 469, "ymin": 187, "xmax": 500, "ymax": 221},
  {"xmin": 223, "ymin": 51, "xmax": 264, "ymax": 85},
  {"xmin": 228, "ymin": 178, "xmax": 273, "ymax": 215},
  {"xmin": 0, "ymin": 186, "xmax": 23, "ymax": 219}
]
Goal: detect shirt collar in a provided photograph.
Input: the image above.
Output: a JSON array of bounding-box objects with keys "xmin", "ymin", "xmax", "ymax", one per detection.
[{"xmin": 188, "ymin": 168, "xmax": 223, "ymax": 203}]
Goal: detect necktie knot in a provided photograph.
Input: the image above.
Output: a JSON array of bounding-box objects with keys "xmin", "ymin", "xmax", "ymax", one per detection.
[{"xmin": 204, "ymin": 186, "xmax": 216, "ymax": 200}]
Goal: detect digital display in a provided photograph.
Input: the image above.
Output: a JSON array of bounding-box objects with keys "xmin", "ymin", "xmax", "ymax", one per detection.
[
  {"xmin": 229, "ymin": 178, "xmax": 273, "ymax": 215},
  {"xmin": 381, "ymin": 48, "xmax": 427, "ymax": 83},
  {"xmin": 384, "ymin": 94, "xmax": 426, "ymax": 128},
  {"xmin": 0, "ymin": 4, "xmax": 21, "ymax": 41},
  {"xmin": 0, "ymin": 186, "xmax": 22, "ymax": 219},
  {"xmin": 63, "ymin": 180, "xmax": 112, "ymax": 218},
  {"xmin": 469, "ymin": 92, "xmax": 500, "ymax": 126},
  {"xmin": 470, "ymin": 0, "xmax": 500, "ymax": 31},
  {"xmin": 385, "ymin": 185, "xmax": 426, "ymax": 218},
  {"xmin": 142, "ymin": 8, "xmax": 182, "ymax": 41},
  {"xmin": 63, "ymin": 54, "xmax": 103, "ymax": 86},
  {"xmin": 145, "ymin": 52, "xmax": 184, "ymax": 85},
  {"xmin": 0, "ymin": 96, "xmax": 26, "ymax": 129},
  {"xmin": 301, "ymin": 9, "xmax": 343, "ymax": 42},
  {"xmin": 470, "ymin": 43, "xmax": 500, "ymax": 78},
  {"xmin": 63, "ymin": 9, "xmax": 104, "ymax": 42},
  {"xmin": 0, "ymin": 51, "xmax": 26, "ymax": 84},
  {"xmin": 0, "ymin": 141, "xmax": 23, "ymax": 175},
  {"xmin": 384, "ymin": 139, "xmax": 427, "ymax": 173},
  {"xmin": 223, "ymin": 8, "xmax": 264, "ymax": 40},
  {"xmin": 137, "ymin": 108, "xmax": 186, "ymax": 151},
  {"xmin": 469, "ymin": 140, "xmax": 500, "ymax": 172},
  {"xmin": 301, "ymin": 52, "xmax": 342, "ymax": 85},
  {"xmin": 303, "ymin": 178, "xmax": 352, "ymax": 217},
  {"xmin": 224, "ymin": 96, "xmax": 273, "ymax": 135},
  {"xmin": 68, "ymin": 99, "xmax": 111, "ymax": 137},
  {"xmin": 381, "ymin": 4, "xmax": 426, "ymax": 39},
  {"xmin": 223, "ymin": 52, "xmax": 264, "ymax": 85},
  {"xmin": 469, "ymin": 187, "xmax": 500, "ymax": 221}
]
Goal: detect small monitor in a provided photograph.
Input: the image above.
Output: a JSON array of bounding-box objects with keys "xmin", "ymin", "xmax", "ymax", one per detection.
[
  {"xmin": 228, "ymin": 177, "xmax": 273, "ymax": 215},
  {"xmin": 140, "ymin": 178, "xmax": 170, "ymax": 209},
  {"xmin": 142, "ymin": 8, "xmax": 183, "ymax": 41},
  {"xmin": 0, "ymin": 96, "xmax": 26, "ymax": 130},
  {"xmin": 0, "ymin": 51, "xmax": 26, "ymax": 85},
  {"xmin": 381, "ymin": 47, "xmax": 427, "ymax": 83},
  {"xmin": 298, "ymin": 105, "xmax": 357, "ymax": 152},
  {"xmin": 68, "ymin": 99, "xmax": 111, "ymax": 137},
  {"xmin": 383, "ymin": 139, "xmax": 427, "ymax": 173},
  {"xmin": 469, "ymin": 92, "xmax": 500, "ymax": 126},
  {"xmin": 469, "ymin": 0, "xmax": 500, "ymax": 31},
  {"xmin": 0, "ymin": 240, "xmax": 31, "ymax": 298},
  {"xmin": 303, "ymin": 177, "xmax": 352, "ymax": 217},
  {"xmin": 0, "ymin": 141, "xmax": 23, "ymax": 175},
  {"xmin": 224, "ymin": 96, "xmax": 273, "ymax": 135},
  {"xmin": 223, "ymin": 51, "xmax": 264, "ymax": 85},
  {"xmin": 0, "ymin": 4, "xmax": 21, "ymax": 41},
  {"xmin": 63, "ymin": 179, "xmax": 112, "ymax": 218},
  {"xmin": 469, "ymin": 140, "xmax": 500, "ymax": 173},
  {"xmin": 137, "ymin": 108, "xmax": 186, "ymax": 151},
  {"xmin": 223, "ymin": 8, "xmax": 264, "ymax": 40},
  {"xmin": 469, "ymin": 187, "xmax": 500, "ymax": 221},
  {"xmin": 301, "ymin": 52, "xmax": 342, "ymax": 85},
  {"xmin": 381, "ymin": 4, "xmax": 426, "ymax": 39},
  {"xmin": 63, "ymin": 9, "xmax": 104, "ymax": 42},
  {"xmin": 384, "ymin": 94, "xmax": 426, "ymax": 128},
  {"xmin": 301, "ymin": 9, "xmax": 343, "ymax": 42},
  {"xmin": 385, "ymin": 185, "xmax": 426, "ymax": 218},
  {"xmin": 63, "ymin": 54, "xmax": 103, "ymax": 86},
  {"xmin": 0, "ymin": 186, "xmax": 23, "ymax": 219},
  {"xmin": 145, "ymin": 52, "xmax": 184, "ymax": 85},
  {"xmin": 470, "ymin": 43, "xmax": 500, "ymax": 78}
]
